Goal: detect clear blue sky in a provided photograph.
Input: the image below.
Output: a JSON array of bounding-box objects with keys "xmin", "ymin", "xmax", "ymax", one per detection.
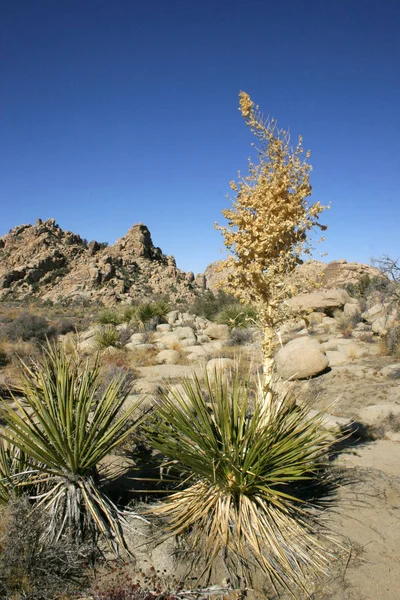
[{"xmin": 2, "ymin": 0, "xmax": 399, "ymax": 274}]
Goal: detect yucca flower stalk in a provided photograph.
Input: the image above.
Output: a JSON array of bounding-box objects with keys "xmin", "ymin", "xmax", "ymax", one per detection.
[
  {"xmin": 146, "ymin": 369, "xmax": 338, "ymax": 596},
  {"xmin": 0, "ymin": 343, "xmax": 146, "ymax": 552}
]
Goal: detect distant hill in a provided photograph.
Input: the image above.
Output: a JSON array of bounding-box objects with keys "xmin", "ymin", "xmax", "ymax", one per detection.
[{"xmin": 0, "ymin": 219, "xmax": 205, "ymax": 305}]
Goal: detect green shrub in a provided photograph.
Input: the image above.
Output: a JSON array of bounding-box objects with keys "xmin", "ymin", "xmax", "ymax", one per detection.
[
  {"xmin": 189, "ymin": 290, "xmax": 236, "ymax": 320},
  {"xmin": 216, "ymin": 303, "xmax": 258, "ymax": 328},
  {"xmin": 0, "ymin": 441, "xmax": 29, "ymax": 504},
  {"xmin": 5, "ymin": 313, "xmax": 56, "ymax": 343},
  {"xmin": 95, "ymin": 325, "xmax": 121, "ymax": 349},
  {"xmin": 145, "ymin": 370, "xmax": 338, "ymax": 594},
  {"xmin": 0, "ymin": 344, "xmax": 146, "ymax": 551},
  {"xmin": 131, "ymin": 302, "xmax": 170, "ymax": 330},
  {"xmin": 97, "ymin": 309, "xmax": 122, "ymax": 326}
]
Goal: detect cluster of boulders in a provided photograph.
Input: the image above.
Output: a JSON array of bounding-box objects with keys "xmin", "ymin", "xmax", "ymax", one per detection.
[
  {"xmin": 275, "ymin": 287, "xmax": 398, "ymax": 380},
  {"xmin": 73, "ymin": 283, "xmax": 400, "ymax": 397},
  {"xmin": 0, "ymin": 219, "xmax": 204, "ymax": 305}
]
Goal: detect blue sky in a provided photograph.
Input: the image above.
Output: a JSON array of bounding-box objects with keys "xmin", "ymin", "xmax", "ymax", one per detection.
[{"xmin": 2, "ymin": 0, "xmax": 399, "ymax": 274}]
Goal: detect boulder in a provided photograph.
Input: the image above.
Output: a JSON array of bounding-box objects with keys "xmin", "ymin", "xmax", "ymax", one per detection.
[
  {"xmin": 380, "ymin": 364, "xmax": 400, "ymax": 379},
  {"xmin": 206, "ymin": 357, "xmax": 235, "ymax": 376},
  {"xmin": 372, "ymin": 315, "xmax": 397, "ymax": 336},
  {"xmin": 343, "ymin": 302, "xmax": 361, "ymax": 319},
  {"xmin": 156, "ymin": 323, "xmax": 172, "ymax": 333},
  {"xmin": 286, "ymin": 288, "xmax": 352, "ymax": 315},
  {"xmin": 128, "ymin": 332, "xmax": 147, "ymax": 345},
  {"xmin": 203, "ymin": 323, "xmax": 230, "ymax": 340},
  {"xmin": 361, "ymin": 303, "xmax": 393, "ymax": 324},
  {"xmin": 275, "ymin": 337, "xmax": 329, "ymax": 380},
  {"xmin": 358, "ymin": 403, "xmax": 400, "ymax": 427},
  {"xmin": 173, "ymin": 326, "xmax": 196, "ymax": 340},
  {"xmin": 155, "ymin": 349, "xmax": 181, "ymax": 365},
  {"xmin": 279, "ymin": 319, "xmax": 308, "ymax": 343}
]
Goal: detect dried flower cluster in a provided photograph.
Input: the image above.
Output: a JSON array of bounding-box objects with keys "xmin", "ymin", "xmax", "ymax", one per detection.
[{"xmin": 216, "ymin": 92, "xmax": 327, "ymax": 362}]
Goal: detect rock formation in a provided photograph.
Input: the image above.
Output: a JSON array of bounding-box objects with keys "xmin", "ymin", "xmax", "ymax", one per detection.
[{"xmin": 0, "ymin": 219, "xmax": 202, "ymax": 305}]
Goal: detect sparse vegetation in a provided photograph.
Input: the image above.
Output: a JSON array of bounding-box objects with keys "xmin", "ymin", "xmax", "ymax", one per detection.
[
  {"xmin": 4, "ymin": 312, "xmax": 56, "ymax": 343},
  {"xmin": 188, "ymin": 290, "xmax": 237, "ymax": 321},
  {"xmin": 98, "ymin": 309, "xmax": 122, "ymax": 326},
  {"xmin": 0, "ymin": 496, "xmax": 94, "ymax": 600}
]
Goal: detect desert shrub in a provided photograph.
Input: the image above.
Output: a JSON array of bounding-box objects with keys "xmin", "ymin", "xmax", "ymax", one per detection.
[
  {"xmin": 145, "ymin": 369, "xmax": 338, "ymax": 594},
  {"xmin": 4, "ymin": 313, "xmax": 56, "ymax": 343},
  {"xmin": 98, "ymin": 309, "xmax": 122, "ymax": 326},
  {"xmin": 96, "ymin": 325, "xmax": 121, "ymax": 349},
  {"xmin": 132, "ymin": 302, "xmax": 170, "ymax": 331},
  {"xmin": 0, "ymin": 496, "xmax": 93, "ymax": 600},
  {"xmin": 333, "ymin": 309, "xmax": 361, "ymax": 330},
  {"xmin": 216, "ymin": 303, "xmax": 258, "ymax": 328},
  {"xmin": 228, "ymin": 327, "xmax": 255, "ymax": 346},
  {"xmin": 189, "ymin": 290, "xmax": 237, "ymax": 320},
  {"xmin": 0, "ymin": 344, "xmax": 146, "ymax": 551},
  {"xmin": 121, "ymin": 306, "xmax": 138, "ymax": 324},
  {"xmin": 0, "ymin": 344, "xmax": 9, "ymax": 367},
  {"xmin": 380, "ymin": 324, "xmax": 400, "ymax": 357},
  {"xmin": 56, "ymin": 318, "xmax": 76, "ymax": 335}
]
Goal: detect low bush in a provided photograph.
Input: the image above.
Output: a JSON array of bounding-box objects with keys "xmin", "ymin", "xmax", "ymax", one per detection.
[
  {"xmin": 4, "ymin": 313, "xmax": 56, "ymax": 343},
  {"xmin": 0, "ymin": 496, "xmax": 94, "ymax": 600},
  {"xmin": 0, "ymin": 344, "xmax": 146, "ymax": 551},
  {"xmin": 380, "ymin": 324, "xmax": 400, "ymax": 357},
  {"xmin": 98, "ymin": 309, "xmax": 122, "ymax": 326},
  {"xmin": 228, "ymin": 327, "xmax": 255, "ymax": 346},
  {"xmin": 131, "ymin": 302, "xmax": 170, "ymax": 330},
  {"xmin": 188, "ymin": 290, "xmax": 237, "ymax": 320},
  {"xmin": 55, "ymin": 318, "xmax": 76, "ymax": 335}
]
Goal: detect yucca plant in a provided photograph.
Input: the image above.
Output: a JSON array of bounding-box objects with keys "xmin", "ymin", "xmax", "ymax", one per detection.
[
  {"xmin": 95, "ymin": 324, "xmax": 121, "ymax": 349},
  {"xmin": 0, "ymin": 344, "xmax": 146, "ymax": 552},
  {"xmin": 215, "ymin": 303, "xmax": 258, "ymax": 328},
  {"xmin": 146, "ymin": 369, "xmax": 338, "ymax": 596},
  {"xmin": 97, "ymin": 309, "xmax": 122, "ymax": 326},
  {"xmin": 133, "ymin": 302, "xmax": 170, "ymax": 330},
  {"xmin": 0, "ymin": 440, "xmax": 30, "ymax": 504}
]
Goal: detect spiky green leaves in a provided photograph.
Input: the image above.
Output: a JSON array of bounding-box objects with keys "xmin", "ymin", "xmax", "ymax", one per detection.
[
  {"xmin": 0, "ymin": 344, "xmax": 145, "ymax": 550},
  {"xmin": 146, "ymin": 370, "xmax": 336, "ymax": 595}
]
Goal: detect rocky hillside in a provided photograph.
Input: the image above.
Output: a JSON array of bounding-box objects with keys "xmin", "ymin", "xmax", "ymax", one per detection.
[
  {"xmin": 0, "ymin": 219, "xmax": 206, "ymax": 305},
  {"xmin": 204, "ymin": 258, "xmax": 384, "ymax": 293}
]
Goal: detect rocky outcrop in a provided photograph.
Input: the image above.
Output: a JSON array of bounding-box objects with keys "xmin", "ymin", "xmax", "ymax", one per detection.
[
  {"xmin": 286, "ymin": 288, "xmax": 353, "ymax": 315},
  {"xmin": 0, "ymin": 219, "xmax": 203, "ymax": 305},
  {"xmin": 204, "ymin": 258, "xmax": 385, "ymax": 294}
]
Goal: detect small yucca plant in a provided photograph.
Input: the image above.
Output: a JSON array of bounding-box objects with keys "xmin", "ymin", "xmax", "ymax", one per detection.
[
  {"xmin": 95, "ymin": 324, "xmax": 121, "ymax": 349},
  {"xmin": 146, "ymin": 370, "xmax": 337, "ymax": 596},
  {"xmin": 215, "ymin": 303, "xmax": 258, "ymax": 328},
  {"xmin": 97, "ymin": 309, "xmax": 122, "ymax": 326},
  {"xmin": 133, "ymin": 302, "xmax": 170, "ymax": 330},
  {"xmin": 0, "ymin": 344, "xmax": 146, "ymax": 552}
]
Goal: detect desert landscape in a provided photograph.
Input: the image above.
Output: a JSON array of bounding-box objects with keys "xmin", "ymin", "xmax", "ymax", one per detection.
[{"xmin": 1, "ymin": 217, "xmax": 399, "ymax": 600}]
